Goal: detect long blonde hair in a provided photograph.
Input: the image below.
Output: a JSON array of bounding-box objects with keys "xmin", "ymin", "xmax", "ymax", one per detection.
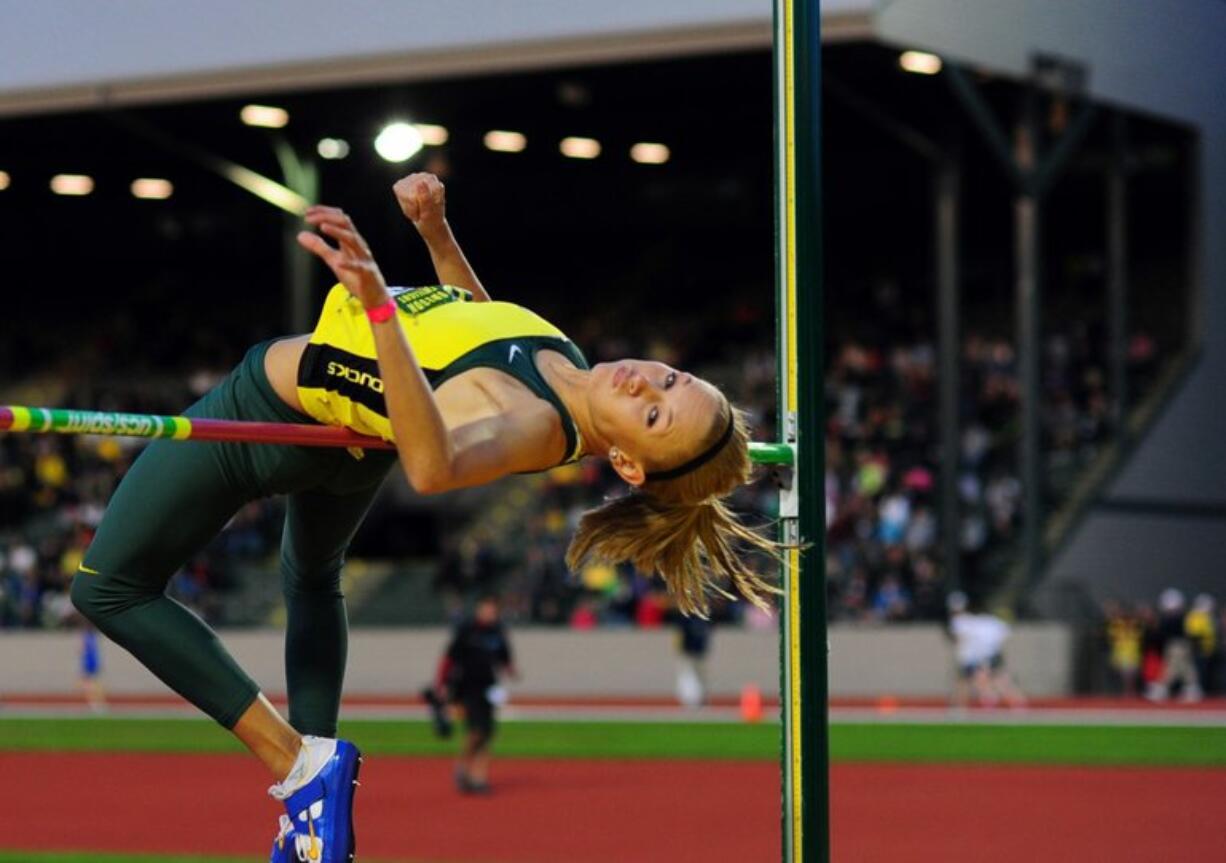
[{"xmin": 565, "ymin": 403, "xmax": 782, "ymax": 617}]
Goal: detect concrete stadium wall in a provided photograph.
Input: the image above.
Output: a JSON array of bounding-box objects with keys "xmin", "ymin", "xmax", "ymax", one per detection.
[{"xmin": 0, "ymin": 622, "xmax": 1072, "ymax": 699}]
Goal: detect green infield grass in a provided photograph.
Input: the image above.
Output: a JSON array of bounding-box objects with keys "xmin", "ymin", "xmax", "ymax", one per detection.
[
  {"xmin": 2, "ymin": 717, "xmax": 1225, "ymax": 766},
  {"xmin": 0, "ymin": 854, "xmax": 439, "ymax": 863},
  {"xmin": 0, "ymin": 854, "xmax": 251, "ymax": 863}
]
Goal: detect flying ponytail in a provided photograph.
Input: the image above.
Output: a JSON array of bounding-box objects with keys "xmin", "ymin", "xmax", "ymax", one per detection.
[{"xmin": 566, "ymin": 405, "xmax": 783, "ymax": 617}]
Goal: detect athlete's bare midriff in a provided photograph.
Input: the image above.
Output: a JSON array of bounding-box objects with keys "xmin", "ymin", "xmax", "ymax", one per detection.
[
  {"xmin": 263, "ymin": 334, "xmax": 572, "ymax": 445},
  {"xmin": 264, "ymin": 335, "xmax": 313, "ymax": 413}
]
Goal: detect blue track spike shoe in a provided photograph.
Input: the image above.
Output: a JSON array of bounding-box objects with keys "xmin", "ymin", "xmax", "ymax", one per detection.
[{"xmin": 272, "ymin": 740, "xmax": 363, "ymax": 863}]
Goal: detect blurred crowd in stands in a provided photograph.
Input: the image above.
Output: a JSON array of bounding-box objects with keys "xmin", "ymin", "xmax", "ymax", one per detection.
[
  {"xmin": 0, "ymin": 280, "xmax": 1175, "ymax": 639},
  {"xmin": 1102, "ymin": 589, "xmax": 1224, "ymax": 700},
  {"xmin": 0, "ymin": 376, "xmax": 284, "ymax": 630},
  {"xmin": 822, "ymin": 319, "xmax": 1160, "ymax": 623}
]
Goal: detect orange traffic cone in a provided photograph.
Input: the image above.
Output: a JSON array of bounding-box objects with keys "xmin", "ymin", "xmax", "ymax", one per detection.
[{"xmin": 740, "ymin": 684, "xmax": 764, "ymax": 723}]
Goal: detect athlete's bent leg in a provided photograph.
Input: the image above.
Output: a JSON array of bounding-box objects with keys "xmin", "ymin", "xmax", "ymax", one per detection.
[{"xmin": 72, "ymin": 436, "xmax": 262, "ymax": 728}]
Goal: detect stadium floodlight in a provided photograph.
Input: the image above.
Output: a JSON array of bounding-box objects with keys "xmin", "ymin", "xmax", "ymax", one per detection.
[
  {"xmin": 560, "ymin": 137, "xmax": 601, "ymax": 159},
  {"xmin": 375, "ymin": 122, "xmax": 424, "ymax": 163},
  {"xmin": 240, "ymin": 104, "xmax": 289, "ymax": 128},
  {"xmin": 131, "ymin": 178, "xmax": 174, "ymax": 200},
  {"xmin": 317, "ymin": 138, "xmax": 351, "ymax": 160},
  {"xmin": 630, "ymin": 143, "xmax": 670, "ymax": 165},
  {"xmin": 416, "ymin": 124, "xmax": 449, "ymax": 146},
  {"xmin": 484, "ymin": 130, "xmax": 527, "ymax": 153},
  {"xmin": 0, "ymin": 171, "xmax": 9, "ymax": 190},
  {"xmin": 50, "ymin": 174, "xmax": 94, "ymax": 196},
  {"xmin": 899, "ymin": 51, "xmax": 942, "ymax": 75}
]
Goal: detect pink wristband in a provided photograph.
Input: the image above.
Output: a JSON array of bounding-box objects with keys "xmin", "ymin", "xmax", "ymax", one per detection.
[{"xmin": 366, "ymin": 299, "xmax": 396, "ymax": 324}]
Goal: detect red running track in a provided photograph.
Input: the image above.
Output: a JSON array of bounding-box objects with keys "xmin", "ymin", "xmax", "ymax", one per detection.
[{"xmin": 2, "ymin": 753, "xmax": 1224, "ymax": 862}]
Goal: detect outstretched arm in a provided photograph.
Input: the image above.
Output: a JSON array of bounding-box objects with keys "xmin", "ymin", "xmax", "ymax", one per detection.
[
  {"xmin": 298, "ymin": 206, "xmax": 456, "ymax": 492},
  {"xmin": 393, "ymin": 173, "xmax": 490, "ymax": 302}
]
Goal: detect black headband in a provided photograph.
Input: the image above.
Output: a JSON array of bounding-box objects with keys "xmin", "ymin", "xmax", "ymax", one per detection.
[{"xmin": 644, "ymin": 413, "xmax": 735, "ymax": 483}]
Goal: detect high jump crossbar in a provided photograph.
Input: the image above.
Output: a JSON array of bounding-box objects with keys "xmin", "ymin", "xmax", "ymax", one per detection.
[{"xmin": 0, "ymin": 405, "xmax": 795, "ymax": 466}]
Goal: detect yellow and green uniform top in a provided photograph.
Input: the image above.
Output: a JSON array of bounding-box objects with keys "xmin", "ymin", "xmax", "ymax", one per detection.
[{"xmin": 297, "ymin": 284, "xmax": 589, "ymax": 465}]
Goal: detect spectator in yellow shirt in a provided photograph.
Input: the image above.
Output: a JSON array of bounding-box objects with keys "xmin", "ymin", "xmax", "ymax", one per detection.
[
  {"xmin": 1185, "ymin": 594, "xmax": 1217, "ymax": 695},
  {"xmin": 1103, "ymin": 600, "xmax": 1143, "ymax": 696}
]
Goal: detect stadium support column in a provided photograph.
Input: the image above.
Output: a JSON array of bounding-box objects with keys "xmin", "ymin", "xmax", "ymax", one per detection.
[
  {"xmin": 273, "ymin": 138, "xmax": 319, "ymax": 334},
  {"xmin": 1015, "ymin": 87, "xmax": 1042, "ymax": 594},
  {"xmin": 945, "ymin": 61, "xmax": 1096, "ymax": 600},
  {"xmin": 774, "ymin": 1, "xmax": 827, "ymax": 861},
  {"xmin": 1107, "ymin": 113, "xmax": 1129, "ymax": 437},
  {"xmin": 1186, "ymin": 136, "xmax": 1205, "ymax": 355},
  {"xmin": 936, "ymin": 156, "xmax": 961, "ymax": 592},
  {"xmin": 821, "ymin": 77, "xmax": 959, "ymax": 596}
]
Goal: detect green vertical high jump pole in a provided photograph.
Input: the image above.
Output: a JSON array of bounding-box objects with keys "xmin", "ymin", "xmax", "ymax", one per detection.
[{"xmin": 775, "ymin": 1, "xmax": 828, "ymax": 861}]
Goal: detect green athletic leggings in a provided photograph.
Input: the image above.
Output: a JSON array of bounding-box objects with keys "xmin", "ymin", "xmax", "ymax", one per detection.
[{"xmin": 72, "ymin": 340, "xmax": 397, "ymax": 733}]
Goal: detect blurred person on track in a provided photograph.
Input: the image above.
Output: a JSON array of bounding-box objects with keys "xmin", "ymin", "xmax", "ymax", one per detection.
[
  {"xmin": 1184, "ymin": 594, "xmax": 1217, "ymax": 696},
  {"xmin": 1138, "ymin": 603, "xmax": 1165, "ymax": 689},
  {"xmin": 1103, "ymin": 600, "xmax": 1144, "ymax": 696},
  {"xmin": 78, "ymin": 623, "xmax": 107, "ymax": 713},
  {"xmin": 426, "ymin": 594, "xmax": 517, "ymax": 794},
  {"xmin": 1146, "ymin": 589, "xmax": 1202, "ymax": 703},
  {"xmin": 68, "ymin": 173, "xmax": 782, "ymax": 861},
  {"xmin": 947, "ymin": 592, "xmax": 1025, "ymax": 709},
  {"xmin": 675, "ymin": 613, "xmax": 712, "ymax": 708}
]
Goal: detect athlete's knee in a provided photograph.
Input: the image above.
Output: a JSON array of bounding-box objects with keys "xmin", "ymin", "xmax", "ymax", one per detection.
[
  {"xmin": 70, "ymin": 571, "xmax": 106, "ymax": 622},
  {"xmin": 70, "ymin": 568, "xmax": 160, "ymax": 621},
  {"xmin": 280, "ymin": 550, "xmax": 345, "ymax": 598}
]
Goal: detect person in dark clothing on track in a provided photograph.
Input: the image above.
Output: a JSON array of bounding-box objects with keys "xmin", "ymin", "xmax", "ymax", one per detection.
[{"xmin": 428, "ymin": 594, "xmax": 517, "ymax": 793}]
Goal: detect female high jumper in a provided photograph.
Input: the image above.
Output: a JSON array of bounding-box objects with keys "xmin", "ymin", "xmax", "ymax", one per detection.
[{"xmin": 70, "ymin": 173, "xmax": 778, "ymax": 862}]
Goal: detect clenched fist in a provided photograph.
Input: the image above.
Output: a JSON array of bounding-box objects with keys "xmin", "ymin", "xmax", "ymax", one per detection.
[{"xmin": 393, "ymin": 173, "xmax": 447, "ymax": 240}]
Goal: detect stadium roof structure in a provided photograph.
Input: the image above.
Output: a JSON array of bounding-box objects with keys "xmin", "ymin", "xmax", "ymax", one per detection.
[{"xmin": 0, "ymin": 1, "xmax": 1220, "ymax": 126}]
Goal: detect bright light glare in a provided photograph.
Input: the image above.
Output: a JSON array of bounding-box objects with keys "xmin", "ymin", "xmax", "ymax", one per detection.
[
  {"xmin": 484, "ymin": 130, "xmax": 527, "ymax": 153},
  {"xmin": 131, "ymin": 178, "xmax": 173, "ymax": 200},
  {"xmin": 51, "ymin": 174, "xmax": 94, "ymax": 196},
  {"xmin": 560, "ymin": 137, "xmax": 601, "ymax": 159},
  {"xmin": 240, "ymin": 104, "xmax": 289, "ymax": 128},
  {"xmin": 630, "ymin": 143, "xmax": 670, "ymax": 165},
  {"xmin": 0, "ymin": 171, "xmax": 9, "ymax": 190},
  {"xmin": 375, "ymin": 122, "xmax": 424, "ymax": 162},
  {"xmin": 416, "ymin": 124, "xmax": 449, "ymax": 145},
  {"xmin": 317, "ymin": 138, "xmax": 350, "ymax": 160},
  {"xmin": 899, "ymin": 51, "xmax": 942, "ymax": 75},
  {"xmin": 222, "ymin": 164, "xmax": 308, "ymax": 215}
]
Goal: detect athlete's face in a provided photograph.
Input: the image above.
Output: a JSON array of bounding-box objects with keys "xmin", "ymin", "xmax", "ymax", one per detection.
[{"xmin": 588, "ymin": 359, "xmax": 724, "ymax": 486}]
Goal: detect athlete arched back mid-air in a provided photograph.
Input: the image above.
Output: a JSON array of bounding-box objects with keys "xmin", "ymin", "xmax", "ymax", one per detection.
[{"xmin": 70, "ymin": 173, "xmax": 779, "ymax": 862}]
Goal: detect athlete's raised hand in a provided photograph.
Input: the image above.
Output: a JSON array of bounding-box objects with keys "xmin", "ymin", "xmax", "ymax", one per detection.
[
  {"xmin": 298, "ymin": 206, "xmax": 391, "ymax": 309},
  {"xmin": 393, "ymin": 173, "xmax": 447, "ymax": 240}
]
